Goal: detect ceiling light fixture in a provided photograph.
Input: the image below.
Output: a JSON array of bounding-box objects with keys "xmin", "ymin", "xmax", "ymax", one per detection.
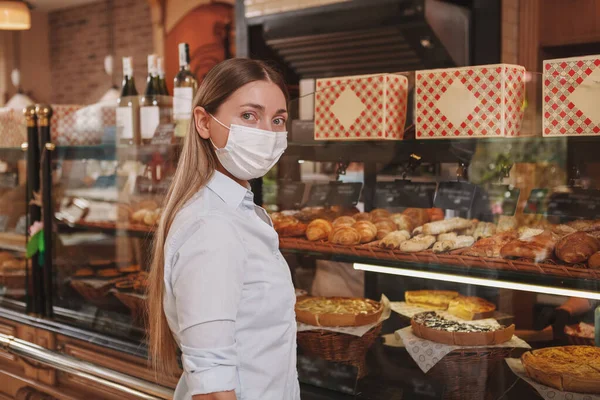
[{"xmin": 0, "ymin": 1, "xmax": 31, "ymax": 31}]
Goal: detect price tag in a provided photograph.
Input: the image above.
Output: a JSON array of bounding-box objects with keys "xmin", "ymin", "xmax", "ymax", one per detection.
[
  {"xmin": 278, "ymin": 181, "xmax": 306, "ymax": 209},
  {"xmin": 473, "ymin": 185, "xmax": 520, "ymax": 217},
  {"xmin": 374, "ymin": 181, "xmax": 436, "ymax": 208},
  {"xmin": 305, "ymin": 184, "xmax": 330, "ymax": 207},
  {"xmin": 0, "ymin": 173, "xmax": 18, "ymax": 189},
  {"xmin": 151, "ymin": 123, "xmax": 176, "ymax": 145},
  {"xmin": 327, "ymin": 182, "xmax": 362, "ymax": 207},
  {"xmin": 523, "ymin": 189, "xmax": 549, "ymax": 215},
  {"xmin": 546, "ymin": 188, "xmax": 600, "ymax": 219},
  {"xmin": 14, "ymin": 215, "xmax": 27, "ymax": 235},
  {"xmin": 434, "ymin": 181, "xmax": 477, "ymax": 212}
]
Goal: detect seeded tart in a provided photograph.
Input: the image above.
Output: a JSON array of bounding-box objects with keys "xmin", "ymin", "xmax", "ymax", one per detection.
[
  {"xmin": 295, "ymin": 296, "xmax": 383, "ymax": 327},
  {"xmin": 411, "ymin": 311, "xmax": 515, "ymax": 346},
  {"xmin": 521, "ymin": 346, "xmax": 600, "ymax": 394}
]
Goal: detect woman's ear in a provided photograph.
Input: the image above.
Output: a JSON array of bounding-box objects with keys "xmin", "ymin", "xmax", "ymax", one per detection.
[{"xmin": 193, "ymin": 107, "xmax": 211, "ymax": 140}]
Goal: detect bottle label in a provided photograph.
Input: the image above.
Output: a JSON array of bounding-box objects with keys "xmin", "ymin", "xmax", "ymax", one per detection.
[
  {"xmin": 179, "ymin": 44, "xmax": 188, "ymax": 67},
  {"xmin": 173, "ymin": 87, "xmax": 194, "ymax": 120},
  {"xmin": 140, "ymin": 106, "xmax": 160, "ymax": 139},
  {"xmin": 116, "ymin": 107, "xmax": 133, "ymax": 139}
]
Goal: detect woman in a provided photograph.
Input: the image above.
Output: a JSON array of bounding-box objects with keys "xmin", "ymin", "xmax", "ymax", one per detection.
[{"xmin": 147, "ymin": 59, "xmax": 300, "ymax": 400}]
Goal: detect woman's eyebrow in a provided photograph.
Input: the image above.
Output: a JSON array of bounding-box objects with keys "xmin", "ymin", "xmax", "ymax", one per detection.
[{"xmin": 240, "ymin": 103, "xmax": 288, "ymax": 114}]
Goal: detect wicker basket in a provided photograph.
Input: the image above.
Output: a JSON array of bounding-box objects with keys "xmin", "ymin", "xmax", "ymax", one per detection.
[
  {"xmin": 428, "ymin": 347, "xmax": 512, "ymax": 400},
  {"xmin": 297, "ymin": 324, "xmax": 382, "ymax": 378},
  {"xmin": 113, "ymin": 291, "xmax": 146, "ymax": 321},
  {"xmin": 565, "ymin": 333, "xmax": 595, "ymax": 346}
]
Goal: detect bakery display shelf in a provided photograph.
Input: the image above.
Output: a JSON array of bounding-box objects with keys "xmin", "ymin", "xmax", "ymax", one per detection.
[
  {"xmin": 279, "ymin": 237, "xmax": 600, "ymax": 292},
  {"xmin": 57, "ymin": 220, "xmax": 154, "ymax": 237},
  {"xmin": 0, "ymin": 232, "xmax": 26, "ymax": 253}
]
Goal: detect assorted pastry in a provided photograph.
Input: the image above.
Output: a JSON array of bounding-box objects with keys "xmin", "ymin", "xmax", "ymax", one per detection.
[
  {"xmin": 295, "ymin": 296, "xmax": 383, "ymax": 327},
  {"xmin": 118, "ymin": 199, "xmax": 162, "ymax": 227},
  {"xmin": 410, "ymin": 311, "xmax": 515, "ymax": 346},
  {"xmin": 274, "ymin": 205, "xmax": 600, "ymax": 270},
  {"xmin": 564, "ymin": 322, "xmax": 595, "ymax": 341},
  {"xmin": 521, "ymin": 346, "xmax": 600, "ymax": 394}
]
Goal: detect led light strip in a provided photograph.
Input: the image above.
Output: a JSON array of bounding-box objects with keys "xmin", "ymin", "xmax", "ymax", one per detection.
[{"xmin": 353, "ymin": 263, "xmax": 600, "ymax": 301}]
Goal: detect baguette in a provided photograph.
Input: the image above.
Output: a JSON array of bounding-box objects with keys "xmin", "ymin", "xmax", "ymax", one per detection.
[
  {"xmin": 399, "ymin": 235, "xmax": 436, "ymax": 252},
  {"xmin": 422, "ymin": 218, "xmax": 474, "ymax": 235},
  {"xmin": 432, "ymin": 235, "xmax": 475, "ymax": 253}
]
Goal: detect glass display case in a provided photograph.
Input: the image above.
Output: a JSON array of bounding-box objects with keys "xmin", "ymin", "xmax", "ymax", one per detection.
[{"xmin": 3, "ymin": 66, "xmax": 600, "ymax": 400}]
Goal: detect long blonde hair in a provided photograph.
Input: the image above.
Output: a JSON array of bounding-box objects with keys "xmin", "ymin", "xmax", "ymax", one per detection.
[{"xmin": 146, "ymin": 58, "xmax": 289, "ymax": 377}]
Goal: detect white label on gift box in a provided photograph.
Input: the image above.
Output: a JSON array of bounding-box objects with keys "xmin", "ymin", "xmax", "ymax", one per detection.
[
  {"xmin": 435, "ymin": 79, "xmax": 481, "ymax": 127},
  {"xmin": 173, "ymin": 87, "xmax": 193, "ymax": 120},
  {"xmin": 140, "ymin": 106, "xmax": 160, "ymax": 139},
  {"xmin": 329, "ymin": 87, "xmax": 367, "ymax": 129},
  {"xmin": 567, "ymin": 67, "xmax": 600, "ymax": 125},
  {"xmin": 116, "ymin": 107, "xmax": 133, "ymax": 139}
]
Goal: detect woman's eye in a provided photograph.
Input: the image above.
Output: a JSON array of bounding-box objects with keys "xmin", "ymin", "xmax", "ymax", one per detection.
[
  {"xmin": 273, "ymin": 117, "xmax": 286, "ymax": 125},
  {"xmin": 242, "ymin": 112, "xmax": 256, "ymax": 121}
]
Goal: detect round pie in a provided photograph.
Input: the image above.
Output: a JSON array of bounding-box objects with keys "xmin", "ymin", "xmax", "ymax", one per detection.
[
  {"xmin": 295, "ymin": 296, "xmax": 383, "ymax": 327},
  {"xmin": 521, "ymin": 346, "xmax": 600, "ymax": 394},
  {"xmin": 411, "ymin": 311, "xmax": 514, "ymax": 346}
]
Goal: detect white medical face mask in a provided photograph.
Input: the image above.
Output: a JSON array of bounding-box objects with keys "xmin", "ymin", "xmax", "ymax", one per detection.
[{"xmin": 208, "ymin": 114, "xmax": 288, "ymax": 180}]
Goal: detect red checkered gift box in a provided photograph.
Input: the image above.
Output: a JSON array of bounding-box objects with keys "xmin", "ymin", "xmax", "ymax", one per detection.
[
  {"xmin": 543, "ymin": 55, "xmax": 600, "ymax": 136},
  {"xmin": 0, "ymin": 108, "xmax": 26, "ymax": 148},
  {"xmin": 51, "ymin": 104, "xmax": 83, "ymax": 145},
  {"xmin": 74, "ymin": 101, "xmax": 116, "ymax": 145},
  {"xmin": 314, "ymin": 74, "xmax": 408, "ymax": 140},
  {"xmin": 415, "ymin": 64, "xmax": 526, "ymax": 139}
]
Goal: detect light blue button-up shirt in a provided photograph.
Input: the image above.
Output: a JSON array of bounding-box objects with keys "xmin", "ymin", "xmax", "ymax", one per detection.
[{"xmin": 163, "ymin": 171, "xmax": 300, "ymax": 400}]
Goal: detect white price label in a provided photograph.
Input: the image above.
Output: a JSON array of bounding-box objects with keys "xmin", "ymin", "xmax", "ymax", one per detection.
[
  {"xmin": 173, "ymin": 87, "xmax": 193, "ymax": 120},
  {"xmin": 140, "ymin": 106, "xmax": 160, "ymax": 139},
  {"xmin": 116, "ymin": 107, "xmax": 133, "ymax": 139}
]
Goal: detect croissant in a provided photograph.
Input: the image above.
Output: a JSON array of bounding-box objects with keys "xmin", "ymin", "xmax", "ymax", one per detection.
[
  {"xmin": 370, "ymin": 208, "xmax": 391, "ymax": 220},
  {"xmin": 306, "ymin": 219, "xmax": 333, "ymax": 241},
  {"xmin": 391, "ymin": 213, "xmax": 413, "ymax": 232},
  {"xmin": 273, "ymin": 216, "xmax": 300, "ymax": 232},
  {"xmin": 278, "ymin": 222, "xmax": 308, "ymax": 237},
  {"xmin": 380, "ymin": 230, "xmax": 411, "ymax": 249},
  {"xmin": 427, "ymin": 208, "xmax": 445, "ymax": 222},
  {"xmin": 375, "ymin": 219, "xmax": 398, "ymax": 240},
  {"xmin": 403, "ymin": 208, "xmax": 430, "ymax": 228},
  {"xmin": 353, "ymin": 221, "xmax": 378, "ymax": 243},
  {"xmin": 329, "ymin": 226, "xmax": 361, "ymax": 246},
  {"xmin": 332, "ymin": 216, "xmax": 357, "ymax": 228},
  {"xmin": 354, "ymin": 212, "xmax": 372, "ymax": 222}
]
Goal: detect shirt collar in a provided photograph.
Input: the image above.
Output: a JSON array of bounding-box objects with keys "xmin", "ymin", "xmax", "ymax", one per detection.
[{"xmin": 206, "ymin": 171, "xmax": 253, "ymax": 209}]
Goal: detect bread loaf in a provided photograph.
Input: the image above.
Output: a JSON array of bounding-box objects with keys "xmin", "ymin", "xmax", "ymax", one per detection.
[
  {"xmin": 422, "ymin": 218, "xmax": 474, "ymax": 235},
  {"xmin": 588, "ymin": 251, "xmax": 600, "ymax": 269},
  {"xmin": 399, "ymin": 235, "xmax": 436, "ymax": 252},
  {"xmin": 555, "ymin": 232, "xmax": 600, "ymax": 264},
  {"xmin": 500, "ymin": 230, "xmax": 558, "ymax": 262},
  {"xmin": 402, "ymin": 208, "xmax": 430, "ymax": 228},
  {"xmin": 390, "ymin": 213, "xmax": 413, "ymax": 232}
]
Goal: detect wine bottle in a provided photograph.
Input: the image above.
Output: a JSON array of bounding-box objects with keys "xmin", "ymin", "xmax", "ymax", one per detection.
[
  {"xmin": 140, "ymin": 54, "xmax": 161, "ymax": 144},
  {"xmin": 173, "ymin": 43, "xmax": 198, "ymax": 139},
  {"xmin": 157, "ymin": 56, "xmax": 169, "ymax": 96},
  {"xmin": 116, "ymin": 57, "xmax": 140, "ymax": 145}
]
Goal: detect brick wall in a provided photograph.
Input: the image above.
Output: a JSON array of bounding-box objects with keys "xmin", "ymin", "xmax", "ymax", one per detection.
[
  {"xmin": 501, "ymin": 0, "xmax": 519, "ymax": 64},
  {"xmin": 49, "ymin": 0, "xmax": 154, "ymax": 105}
]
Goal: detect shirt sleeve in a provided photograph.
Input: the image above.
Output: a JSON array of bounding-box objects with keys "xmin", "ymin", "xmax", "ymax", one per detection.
[{"xmin": 171, "ymin": 215, "xmax": 247, "ymax": 395}]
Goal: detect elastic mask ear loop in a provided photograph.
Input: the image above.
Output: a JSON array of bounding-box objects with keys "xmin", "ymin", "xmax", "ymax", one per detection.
[{"xmin": 207, "ymin": 113, "xmax": 230, "ymax": 149}]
